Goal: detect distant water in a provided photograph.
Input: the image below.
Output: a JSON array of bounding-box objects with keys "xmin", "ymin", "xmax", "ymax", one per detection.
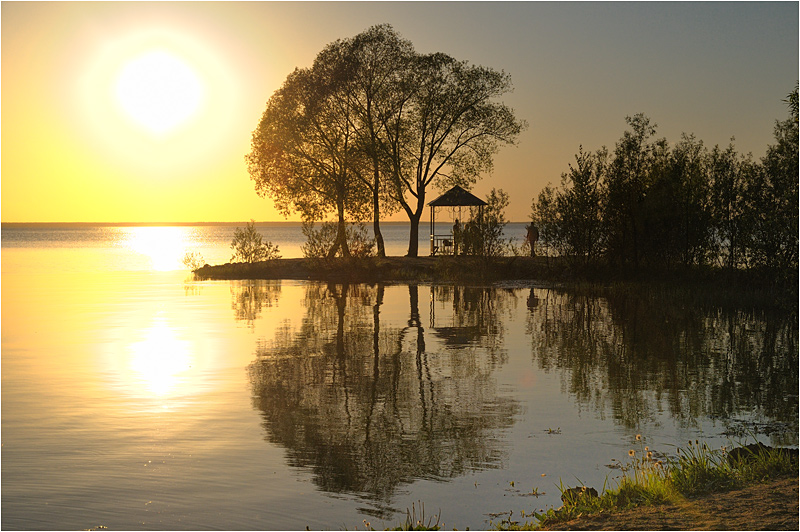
[
  {"xmin": 2, "ymin": 223, "xmax": 796, "ymax": 530},
  {"xmin": 0, "ymin": 222, "xmax": 532, "ymax": 272}
]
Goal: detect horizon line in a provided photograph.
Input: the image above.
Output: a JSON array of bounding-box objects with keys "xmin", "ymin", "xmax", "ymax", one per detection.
[{"xmin": 2, "ymin": 220, "xmax": 533, "ymax": 227}]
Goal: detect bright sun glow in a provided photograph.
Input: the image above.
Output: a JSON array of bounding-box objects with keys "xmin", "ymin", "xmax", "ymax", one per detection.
[
  {"xmin": 129, "ymin": 316, "xmax": 192, "ymax": 397},
  {"xmin": 123, "ymin": 226, "xmax": 193, "ymax": 271},
  {"xmin": 115, "ymin": 49, "xmax": 204, "ymax": 135}
]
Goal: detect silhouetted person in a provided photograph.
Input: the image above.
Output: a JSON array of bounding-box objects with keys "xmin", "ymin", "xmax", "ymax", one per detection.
[
  {"xmin": 527, "ymin": 288, "xmax": 539, "ymax": 310},
  {"xmin": 526, "ymin": 224, "xmax": 539, "ymax": 257},
  {"xmin": 453, "ymin": 219, "xmax": 461, "ymax": 255}
]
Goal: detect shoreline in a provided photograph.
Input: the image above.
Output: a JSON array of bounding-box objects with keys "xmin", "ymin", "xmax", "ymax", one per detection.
[
  {"xmin": 193, "ymin": 256, "xmax": 797, "ymax": 301},
  {"xmin": 534, "ymin": 476, "xmax": 798, "ymax": 531},
  {"xmin": 193, "ymin": 255, "xmax": 554, "ymax": 283}
]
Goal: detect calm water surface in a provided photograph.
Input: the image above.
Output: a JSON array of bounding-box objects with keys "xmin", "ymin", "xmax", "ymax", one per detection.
[{"xmin": 2, "ymin": 224, "xmax": 797, "ymax": 530}]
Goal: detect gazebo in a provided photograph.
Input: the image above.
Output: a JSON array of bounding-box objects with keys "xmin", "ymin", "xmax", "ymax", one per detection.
[{"xmin": 427, "ymin": 185, "xmax": 487, "ymax": 255}]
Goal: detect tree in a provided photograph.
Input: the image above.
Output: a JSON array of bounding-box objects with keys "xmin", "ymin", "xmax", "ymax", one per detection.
[
  {"xmin": 747, "ymin": 85, "xmax": 799, "ymax": 273},
  {"xmin": 246, "ymin": 53, "xmax": 370, "ymax": 258},
  {"xmin": 604, "ymin": 114, "xmax": 668, "ymax": 266},
  {"xmin": 248, "ymin": 26, "xmax": 524, "ymax": 258},
  {"xmin": 458, "ymin": 188, "xmax": 511, "ymax": 257},
  {"xmin": 345, "ymin": 25, "xmax": 413, "ymax": 257},
  {"xmin": 380, "ymin": 52, "xmax": 526, "ymax": 256},
  {"xmin": 640, "ymin": 134, "xmax": 711, "ymax": 267},
  {"xmin": 530, "ymin": 184, "xmax": 561, "ymax": 257},
  {"xmin": 709, "ymin": 141, "xmax": 752, "ymax": 269},
  {"xmin": 555, "ymin": 146, "xmax": 608, "ymax": 265}
]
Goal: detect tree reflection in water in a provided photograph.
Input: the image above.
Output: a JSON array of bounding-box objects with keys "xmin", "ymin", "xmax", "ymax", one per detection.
[
  {"xmin": 230, "ymin": 280, "xmax": 282, "ymax": 328},
  {"xmin": 247, "ymin": 283, "xmax": 519, "ymax": 512},
  {"xmin": 526, "ymin": 286, "xmax": 798, "ymax": 444},
  {"xmin": 245, "ymin": 281, "xmax": 797, "ymax": 511}
]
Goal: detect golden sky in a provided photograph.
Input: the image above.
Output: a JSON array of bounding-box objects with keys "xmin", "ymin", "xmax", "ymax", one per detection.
[{"xmin": 2, "ymin": 1, "xmax": 797, "ymax": 223}]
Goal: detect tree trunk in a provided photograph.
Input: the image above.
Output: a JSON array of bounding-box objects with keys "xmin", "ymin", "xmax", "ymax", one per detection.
[
  {"xmin": 373, "ymin": 188, "xmax": 386, "ymax": 257},
  {"xmin": 327, "ymin": 202, "xmax": 351, "ymax": 258},
  {"xmin": 405, "ymin": 190, "xmax": 426, "ymax": 257},
  {"xmin": 407, "ymin": 211, "xmax": 422, "ymax": 257}
]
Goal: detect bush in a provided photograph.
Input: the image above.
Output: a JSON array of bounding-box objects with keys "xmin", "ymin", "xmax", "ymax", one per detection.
[
  {"xmin": 230, "ymin": 220, "xmax": 281, "ymax": 263},
  {"xmin": 182, "ymin": 251, "xmax": 205, "ymax": 270},
  {"xmin": 459, "ymin": 188, "xmax": 511, "ymax": 257},
  {"xmin": 301, "ymin": 221, "xmax": 375, "ymax": 258}
]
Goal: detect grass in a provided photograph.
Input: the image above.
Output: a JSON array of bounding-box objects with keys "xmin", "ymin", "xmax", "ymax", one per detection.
[
  {"xmin": 359, "ymin": 501, "xmax": 442, "ymax": 531},
  {"xmin": 347, "ymin": 438, "xmax": 796, "ymax": 531},
  {"xmin": 493, "ymin": 437, "xmax": 798, "ymax": 530}
]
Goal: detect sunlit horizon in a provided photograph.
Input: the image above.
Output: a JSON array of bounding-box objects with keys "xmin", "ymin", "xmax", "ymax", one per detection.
[{"xmin": 2, "ymin": 2, "xmax": 796, "ymax": 223}]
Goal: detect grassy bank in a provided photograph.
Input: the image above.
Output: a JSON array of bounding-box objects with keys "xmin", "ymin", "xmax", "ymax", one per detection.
[
  {"xmin": 493, "ymin": 441, "xmax": 798, "ymax": 531},
  {"xmin": 349, "ymin": 441, "xmax": 798, "ymax": 531}
]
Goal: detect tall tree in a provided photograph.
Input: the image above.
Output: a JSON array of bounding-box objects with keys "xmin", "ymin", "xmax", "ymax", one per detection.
[
  {"xmin": 604, "ymin": 114, "xmax": 667, "ymax": 266},
  {"xmin": 381, "ymin": 53, "xmax": 525, "ymax": 256},
  {"xmin": 748, "ymin": 85, "xmax": 799, "ymax": 273},
  {"xmin": 641, "ymin": 134, "xmax": 711, "ymax": 267},
  {"xmin": 246, "ymin": 55, "xmax": 370, "ymax": 257},
  {"xmin": 555, "ymin": 146, "xmax": 608, "ymax": 265},
  {"xmin": 709, "ymin": 141, "xmax": 752, "ymax": 269},
  {"xmin": 345, "ymin": 25, "xmax": 413, "ymax": 257}
]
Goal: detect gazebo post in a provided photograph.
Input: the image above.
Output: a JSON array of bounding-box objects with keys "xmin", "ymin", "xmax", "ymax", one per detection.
[{"xmin": 430, "ymin": 205, "xmax": 435, "ymax": 255}]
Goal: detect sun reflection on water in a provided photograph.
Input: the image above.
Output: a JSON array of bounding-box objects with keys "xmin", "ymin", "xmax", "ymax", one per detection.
[
  {"xmin": 121, "ymin": 226, "xmax": 194, "ymax": 271},
  {"xmin": 128, "ymin": 316, "xmax": 193, "ymax": 397}
]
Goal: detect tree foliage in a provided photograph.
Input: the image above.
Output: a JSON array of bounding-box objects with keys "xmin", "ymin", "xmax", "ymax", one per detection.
[
  {"xmin": 246, "ymin": 56, "xmax": 371, "ymax": 258},
  {"xmin": 247, "ymin": 24, "xmax": 525, "ymax": 257},
  {"xmin": 532, "ymin": 87, "xmax": 799, "ymax": 281},
  {"xmin": 381, "ymin": 52, "xmax": 526, "ymax": 256}
]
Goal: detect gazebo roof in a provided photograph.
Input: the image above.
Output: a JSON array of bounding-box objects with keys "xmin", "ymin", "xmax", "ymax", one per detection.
[{"xmin": 427, "ymin": 185, "xmax": 487, "ymax": 207}]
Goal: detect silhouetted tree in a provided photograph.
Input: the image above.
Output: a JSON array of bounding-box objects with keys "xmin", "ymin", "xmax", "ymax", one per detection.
[
  {"xmin": 381, "ymin": 53, "xmax": 526, "ymax": 256},
  {"xmin": 530, "ymin": 184, "xmax": 561, "ymax": 257},
  {"xmin": 747, "ymin": 86, "xmax": 799, "ymax": 274},
  {"xmin": 556, "ymin": 146, "xmax": 608, "ymax": 265},
  {"xmin": 641, "ymin": 134, "xmax": 711, "ymax": 266},
  {"xmin": 345, "ymin": 25, "xmax": 413, "ymax": 257},
  {"xmin": 709, "ymin": 141, "xmax": 754, "ymax": 269},
  {"xmin": 248, "ymin": 24, "xmax": 524, "ymax": 258},
  {"xmin": 604, "ymin": 114, "xmax": 668, "ymax": 266},
  {"xmin": 246, "ymin": 56, "xmax": 371, "ymax": 257}
]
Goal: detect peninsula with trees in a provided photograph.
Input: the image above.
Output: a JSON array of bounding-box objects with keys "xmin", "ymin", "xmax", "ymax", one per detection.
[{"xmin": 198, "ymin": 24, "xmax": 797, "ymax": 302}]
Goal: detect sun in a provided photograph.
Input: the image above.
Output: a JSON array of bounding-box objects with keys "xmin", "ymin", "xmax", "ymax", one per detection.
[{"xmin": 115, "ymin": 49, "xmax": 204, "ymax": 135}]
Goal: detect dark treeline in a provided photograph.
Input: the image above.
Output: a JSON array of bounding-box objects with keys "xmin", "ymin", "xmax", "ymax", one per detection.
[{"xmin": 531, "ymin": 87, "xmax": 798, "ymax": 285}]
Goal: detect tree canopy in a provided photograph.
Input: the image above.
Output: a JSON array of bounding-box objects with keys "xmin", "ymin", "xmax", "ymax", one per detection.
[
  {"xmin": 531, "ymin": 85, "xmax": 799, "ymax": 283},
  {"xmin": 247, "ymin": 24, "xmax": 525, "ymax": 257}
]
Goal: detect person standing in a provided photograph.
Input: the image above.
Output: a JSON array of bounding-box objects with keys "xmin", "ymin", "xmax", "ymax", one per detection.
[
  {"xmin": 453, "ymin": 219, "xmax": 461, "ymax": 255},
  {"xmin": 526, "ymin": 224, "xmax": 539, "ymax": 257}
]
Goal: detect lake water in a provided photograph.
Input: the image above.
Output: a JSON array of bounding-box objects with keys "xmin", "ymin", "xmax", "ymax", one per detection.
[{"xmin": 2, "ymin": 224, "xmax": 797, "ymax": 530}]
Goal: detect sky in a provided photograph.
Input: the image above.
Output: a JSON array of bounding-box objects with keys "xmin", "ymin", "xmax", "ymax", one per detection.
[{"xmin": 2, "ymin": 1, "xmax": 797, "ymax": 223}]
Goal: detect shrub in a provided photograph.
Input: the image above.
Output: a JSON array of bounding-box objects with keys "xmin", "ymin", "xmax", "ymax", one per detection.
[
  {"xmin": 182, "ymin": 251, "xmax": 205, "ymax": 270},
  {"xmin": 301, "ymin": 221, "xmax": 375, "ymax": 258},
  {"xmin": 230, "ymin": 220, "xmax": 281, "ymax": 263}
]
